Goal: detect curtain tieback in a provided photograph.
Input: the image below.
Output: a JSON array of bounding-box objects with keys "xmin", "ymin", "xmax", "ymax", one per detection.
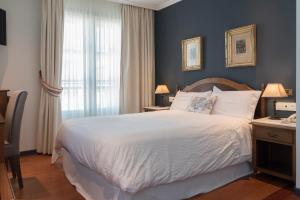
[{"xmin": 39, "ymin": 70, "xmax": 63, "ymax": 97}]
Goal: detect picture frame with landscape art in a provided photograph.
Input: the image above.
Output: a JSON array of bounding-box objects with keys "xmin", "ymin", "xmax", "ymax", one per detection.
[
  {"xmin": 225, "ymin": 24, "xmax": 256, "ymax": 67},
  {"xmin": 182, "ymin": 37, "xmax": 203, "ymax": 71}
]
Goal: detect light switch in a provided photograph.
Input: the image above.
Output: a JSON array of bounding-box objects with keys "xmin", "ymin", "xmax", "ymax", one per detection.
[{"xmin": 276, "ymin": 102, "xmax": 296, "ymax": 111}]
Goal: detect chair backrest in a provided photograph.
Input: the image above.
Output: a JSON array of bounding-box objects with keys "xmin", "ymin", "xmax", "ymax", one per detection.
[{"xmin": 4, "ymin": 91, "xmax": 28, "ymax": 152}]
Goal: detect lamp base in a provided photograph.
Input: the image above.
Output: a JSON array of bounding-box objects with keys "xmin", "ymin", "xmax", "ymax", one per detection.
[
  {"xmin": 157, "ymin": 95, "xmax": 165, "ymax": 107},
  {"xmin": 269, "ymin": 99, "xmax": 281, "ymax": 120}
]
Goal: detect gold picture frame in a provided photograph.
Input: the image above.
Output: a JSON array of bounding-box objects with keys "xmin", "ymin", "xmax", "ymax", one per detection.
[
  {"xmin": 225, "ymin": 24, "xmax": 256, "ymax": 67},
  {"xmin": 182, "ymin": 37, "xmax": 203, "ymax": 71}
]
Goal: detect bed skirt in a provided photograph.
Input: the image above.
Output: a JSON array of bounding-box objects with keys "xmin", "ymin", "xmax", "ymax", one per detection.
[{"xmin": 62, "ymin": 148, "xmax": 253, "ymax": 200}]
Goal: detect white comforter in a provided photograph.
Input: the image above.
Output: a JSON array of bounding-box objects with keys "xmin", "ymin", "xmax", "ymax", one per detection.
[{"xmin": 55, "ymin": 110, "xmax": 252, "ymax": 194}]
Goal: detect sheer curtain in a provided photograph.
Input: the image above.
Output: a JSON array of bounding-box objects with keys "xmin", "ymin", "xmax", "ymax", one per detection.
[{"xmin": 62, "ymin": 0, "xmax": 121, "ymax": 119}]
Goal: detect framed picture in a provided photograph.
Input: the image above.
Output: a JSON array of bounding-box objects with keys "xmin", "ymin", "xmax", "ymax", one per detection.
[
  {"xmin": 225, "ymin": 24, "xmax": 256, "ymax": 67},
  {"xmin": 182, "ymin": 37, "xmax": 203, "ymax": 71}
]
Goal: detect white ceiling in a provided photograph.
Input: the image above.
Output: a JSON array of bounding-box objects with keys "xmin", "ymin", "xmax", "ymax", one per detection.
[{"xmin": 108, "ymin": 0, "xmax": 182, "ymax": 10}]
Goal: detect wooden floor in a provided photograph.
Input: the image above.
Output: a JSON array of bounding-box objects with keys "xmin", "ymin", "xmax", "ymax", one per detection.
[{"xmin": 10, "ymin": 155, "xmax": 300, "ymax": 200}]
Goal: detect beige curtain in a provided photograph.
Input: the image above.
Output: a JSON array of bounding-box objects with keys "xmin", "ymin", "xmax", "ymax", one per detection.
[
  {"xmin": 37, "ymin": 0, "xmax": 64, "ymax": 154},
  {"xmin": 120, "ymin": 5, "xmax": 155, "ymax": 114}
]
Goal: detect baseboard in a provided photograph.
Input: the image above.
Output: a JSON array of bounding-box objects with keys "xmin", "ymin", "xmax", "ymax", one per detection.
[
  {"xmin": 295, "ymin": 187, "xmax": 300, "ymax": 196},
  {"xmin": 20, "ymin": 149, "xmax": 37, "ymax": 156}
]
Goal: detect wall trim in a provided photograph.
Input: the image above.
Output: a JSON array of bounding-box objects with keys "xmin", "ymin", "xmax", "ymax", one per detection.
[
  {"xmin": 107, "ymin": 0, "xmax": 182, "ymax": 10},
  {"xmin": 156, "ymin": 0, "xmax": 182, "ymax": 10},
  {"xmin": 20, "ymin": 149, "xmax": 37, "ymax": 156}
]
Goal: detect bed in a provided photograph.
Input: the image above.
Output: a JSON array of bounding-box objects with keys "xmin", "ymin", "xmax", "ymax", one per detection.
[{"xmin": 55, "ymin": 78, "xmax": 266, "ymax": 200}]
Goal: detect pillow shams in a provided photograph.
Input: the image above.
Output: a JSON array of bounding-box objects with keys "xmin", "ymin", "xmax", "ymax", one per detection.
[
  {"xmin": 170, "ymin": 91, "xmax": 212, "ymax": 111},
  {"xmin": 212, "ymin": 90, "xmax": 261, "ymax": 120}
]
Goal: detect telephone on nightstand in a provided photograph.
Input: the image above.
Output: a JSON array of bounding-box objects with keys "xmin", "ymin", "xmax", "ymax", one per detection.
[{"xmin": 282, "ymin": 113, "xmax": 296, "ymax": 124}]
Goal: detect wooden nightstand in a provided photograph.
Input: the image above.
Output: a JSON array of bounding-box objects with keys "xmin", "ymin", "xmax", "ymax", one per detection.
[
  {"xmin": 251, "ymin": 117, "xmax": 296, "ymax": 182},
  {"xmin": 143, "ymin": 106, "xmax": 170, "ymax": 112}
]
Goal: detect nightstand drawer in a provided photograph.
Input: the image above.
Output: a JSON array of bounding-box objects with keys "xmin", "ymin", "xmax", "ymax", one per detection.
[{"xmin": 254, "ymin": 126, "xmax": 293, "ymax": 144}]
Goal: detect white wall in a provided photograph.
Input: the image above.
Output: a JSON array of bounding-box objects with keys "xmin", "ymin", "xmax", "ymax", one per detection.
[
  {"xmin": 297, "ymin": 0, "xmax": 300, "ymax": 189},
  {"xmin": 0, "ymin": 0, "xmax": 41, "ymax": 151}
]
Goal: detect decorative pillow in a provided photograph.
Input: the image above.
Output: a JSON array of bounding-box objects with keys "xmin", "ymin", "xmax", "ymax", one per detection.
[
  {"xmin": 170, "ymin": 90, "xmax": 212, "ymax": 111},
  {"xmin": 186, "ymin": 96, "xmax": 217, "ymax": 114},
  {"xmin": 211, "ymin": 90, "xmax": 261, "ymax": 120}
]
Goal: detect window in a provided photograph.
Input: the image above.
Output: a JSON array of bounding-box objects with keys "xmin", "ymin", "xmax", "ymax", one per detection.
[{"xmin": 62, "ymin": 5, "xmax": 121, "ymax": 119}]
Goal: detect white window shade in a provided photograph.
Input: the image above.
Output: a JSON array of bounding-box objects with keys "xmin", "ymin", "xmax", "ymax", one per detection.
[{"xmin": 62, "ymin": 0, "xmax": 121, "ymax": 119}]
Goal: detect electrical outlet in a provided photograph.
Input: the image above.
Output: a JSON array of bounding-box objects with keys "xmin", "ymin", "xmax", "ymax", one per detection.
[
  {"xmin": 169, "ymin": 96, "xmax": 175, "ymax": 103},
  {"xmin": 276, "ymin": 102, "xmax": 296, "ymax": 111}
]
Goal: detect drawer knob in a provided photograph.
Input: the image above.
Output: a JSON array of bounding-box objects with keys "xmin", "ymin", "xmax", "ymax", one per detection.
[{"xmin": 268, "ymin": 132, "xmax": 278, "ymax": 138}]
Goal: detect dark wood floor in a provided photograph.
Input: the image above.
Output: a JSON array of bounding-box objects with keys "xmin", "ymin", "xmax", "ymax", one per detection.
[{"xmin": 10, "ymin": 155, "xmax": 300, "ymax": 200}]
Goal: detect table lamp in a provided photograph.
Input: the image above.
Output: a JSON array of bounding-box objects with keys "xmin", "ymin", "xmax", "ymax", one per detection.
[
  {"xmin": 155, "ymin": 85, "xmax": 170, "ymax": 107},
  {"xmin": 262, "ymin": 83, "xmax": 288, "ymax": 119}
]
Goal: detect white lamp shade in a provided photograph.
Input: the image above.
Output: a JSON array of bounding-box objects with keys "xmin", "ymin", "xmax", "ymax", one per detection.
[
  {"xmin": 262, "ymin": 83, "xmax": 288, "ymax": 98},
  {"xmin": 155, "ymin": 85, "xmax": 170, "ymax": 94}
]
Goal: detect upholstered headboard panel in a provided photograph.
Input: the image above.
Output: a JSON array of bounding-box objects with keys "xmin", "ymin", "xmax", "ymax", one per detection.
[{"xmin": 182, "ymin": 77, "xmax": 267, "ymax": 118}]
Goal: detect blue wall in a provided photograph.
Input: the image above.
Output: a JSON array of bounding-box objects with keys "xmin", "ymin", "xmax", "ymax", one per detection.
[{"xmin": 155, "ymin": 0, "xmax": 296, "ymax": 100}]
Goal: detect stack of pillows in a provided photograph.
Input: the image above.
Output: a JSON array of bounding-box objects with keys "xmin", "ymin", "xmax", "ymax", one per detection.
[{"xmin": 170, "ymin": 86, "xmax": 261, "ymax": 120}]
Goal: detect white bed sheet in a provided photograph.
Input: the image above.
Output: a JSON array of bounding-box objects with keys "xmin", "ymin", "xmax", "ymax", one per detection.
[{"xmin": 55, "ymin": 110, "xmax": 252, "ymax": 194}]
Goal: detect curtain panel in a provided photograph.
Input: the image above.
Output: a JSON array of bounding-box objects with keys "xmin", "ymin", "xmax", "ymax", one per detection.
[
  {"xmin": 37, "ymin": 0, "xmax": 64, "ymax": 154},
  {"xmin": 120, "ymin": 5, "xmax": 155, "ymax": 114},
  {"xmin": 62, "ymin": 0, "xmax": 121, "ymax": 119}
]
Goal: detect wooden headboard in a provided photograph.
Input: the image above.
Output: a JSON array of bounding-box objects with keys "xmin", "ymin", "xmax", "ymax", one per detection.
[{"xmin": 182, "ymin": 77, "xmax": 267, "ymax": 118}]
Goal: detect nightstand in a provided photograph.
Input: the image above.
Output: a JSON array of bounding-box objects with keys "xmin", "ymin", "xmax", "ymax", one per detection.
[
  {"xmin": 143, "ymin": 106, "xmax": 170, "ymax": 112},
  {"xmin": 251, "ymin": 117, "xmax": 296, "ymax": 182}
]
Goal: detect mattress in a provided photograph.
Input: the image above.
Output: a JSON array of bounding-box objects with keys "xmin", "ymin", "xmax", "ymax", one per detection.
[{"xmin": 55, "ymin": 110, "xmax": 252, "ymax": 193}]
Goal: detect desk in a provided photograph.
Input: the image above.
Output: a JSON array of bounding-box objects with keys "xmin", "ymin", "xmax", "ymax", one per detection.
[
  {"xmin": 0, "ymin": 113, "xmax": 5, "ymax": 161},
  {"xmin": 0, "ymin": 90, "xmax": 9, "ymax": 117},
  {"xmin": 0, "ymin": 114, "xmax": 4, "ymax": 122},
  {"xmin": 0, "ymin": 110, "xmax": 14, "ymax": 199}
]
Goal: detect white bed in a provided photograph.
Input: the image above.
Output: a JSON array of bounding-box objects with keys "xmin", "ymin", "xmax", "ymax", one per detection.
[
  {"xmin": 55, "ymin": 78, "xmax": 263, "ymax": 200},
  {"xmin": 56, "ymin": 110, "xmax": 253, "ymax": 200}
]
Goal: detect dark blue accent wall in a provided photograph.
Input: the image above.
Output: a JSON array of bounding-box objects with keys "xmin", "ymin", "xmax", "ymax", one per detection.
[{"xmin": 155, "ymin": 0, "xmax": 296, "ymax": 100}]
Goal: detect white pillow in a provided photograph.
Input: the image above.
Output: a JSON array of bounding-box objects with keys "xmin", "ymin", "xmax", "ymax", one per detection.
[
  {"xmin": 212, "ymin": 90, "xmax": 261, "ymax": 120},
  {"xmin": 170, "ymin": 91, "xmax": 212, "ymax": 111},
  {"xmin": 213, "ymin": 86, "xmax": 222, "ymax": 92},
  {"xmin": 186, "ymin": 96, "xmax": 217, "ymax": 114}
]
